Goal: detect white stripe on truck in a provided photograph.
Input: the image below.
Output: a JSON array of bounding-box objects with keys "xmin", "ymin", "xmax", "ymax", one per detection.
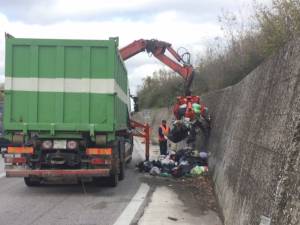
[{"xmin": 5, "ymin": 77, "xmax": 129, "ymax": 105}]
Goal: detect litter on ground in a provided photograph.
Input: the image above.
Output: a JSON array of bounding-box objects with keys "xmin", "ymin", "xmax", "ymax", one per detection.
[{"xmin": 137, "ymin": 147, "xmax": 208, "ymax": 178}]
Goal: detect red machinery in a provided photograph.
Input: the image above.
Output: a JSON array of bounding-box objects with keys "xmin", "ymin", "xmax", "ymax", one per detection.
[
  {"xmin": 120, "ymin": 39, "xmax": 195, "ymax": 96},
  {"xmin": 173, "ymin": 96, "xmax": 200, "ymax": 120},
  {"xmin": 120, "ymin": 39, "xmax": 198, "ymax": 160}
]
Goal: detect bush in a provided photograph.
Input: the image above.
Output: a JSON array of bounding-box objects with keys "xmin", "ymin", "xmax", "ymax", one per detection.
[{"xmin": 137, "ymin": 70, "xmax": 183, "ymax": 109}]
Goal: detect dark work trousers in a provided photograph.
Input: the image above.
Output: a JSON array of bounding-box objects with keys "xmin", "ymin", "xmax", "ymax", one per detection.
[{"xmin": 159, "ymin": 140, "xmax": 168, "ymax": 155}]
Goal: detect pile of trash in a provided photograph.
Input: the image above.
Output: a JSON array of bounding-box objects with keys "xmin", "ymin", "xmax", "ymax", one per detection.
[
  {"xmin": 137, "ymin": 148, "xmax": 209, "ymax": 178},
  {"xmin": 136, "ymin": 96, "xmax": 212, "ymax": 178}
]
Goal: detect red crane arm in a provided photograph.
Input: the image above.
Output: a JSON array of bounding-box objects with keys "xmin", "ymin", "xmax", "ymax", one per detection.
[
  {"xmin": 119, "ymin": 39, "xmax": 148, "ymax": 60},
  {"xmin": 119, "ymin": 39, "xmax": 194, "ymax": 81},
  {"xmin": 154, "ymin": 50, "xmax": 193, "ymax": 80}
]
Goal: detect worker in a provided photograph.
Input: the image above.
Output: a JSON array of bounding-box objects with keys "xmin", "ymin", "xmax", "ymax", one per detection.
[{"xmin": 158, "ymin": 120, "xmax": 170, "ymax": 155}]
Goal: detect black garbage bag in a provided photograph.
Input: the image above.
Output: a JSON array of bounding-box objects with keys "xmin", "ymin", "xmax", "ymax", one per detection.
[
  {"xmin": 178, "ymin": 107, "xmax": 186, "ymax": 119},
  {"xmin": 161, "ymin": 159, "xmax": 175, "ymax": 173},
  {"xmin": 171, "ymin": 161, "xmax": 192, "ymax": 178},
  {"xmin": 136, "ymin": 161, "xmax": 144, "ymax": 172},
  {"xmin": 152, "ymin": 160, "xmax": 162, "ymax": 168},
  {"xmin": 175, "ymin": 148, "xmax": 193, "ymax": 162},
  {"xmin": 168, "ymin": 124, "xmax": 189, "ymax": 143},
  {"xmin": 171, "ymin": 166, "xmax": 183, "ymax": 178},
  {"xmin": 179, "ymin": 160, "xmax": 192, "ymax": 174},
  {"xmin": 136, "ymin": 160, "xmax": 153, "ymax": 173},
  {"xmin": 143, "ymin": 161, "xmax": 153, "ymax": 172}
]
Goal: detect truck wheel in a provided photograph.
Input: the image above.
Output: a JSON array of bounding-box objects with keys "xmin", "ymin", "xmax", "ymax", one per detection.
[
  {"xmin": 24, "ymin": 177, "xmax": 41, "ymax": 187},
  {"xmin": 93, "ymin": 177, "xmax": 105, "ymax": 186},
  {"xmin": 118, "ymin": 137, "xmax": 125, "ymax": 181},
  {"xmin": 119, "ymin": 160, "xmax": 125, "ymax": 181},
  {"xmin": 93, "ymin": 177, "xmax": 101, "ymax": 186},
  {"xmin": 93, "ymin": 173, "xmax": 118, "ymax": 187},
  {"xmin": 107, "ymin": 173, "xmax": 118, "ymax": 187}
]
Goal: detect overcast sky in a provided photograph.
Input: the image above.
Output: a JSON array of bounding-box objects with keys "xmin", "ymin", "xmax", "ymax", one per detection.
[{"xmin": 0, "ymin": 0, "xmax": 271, "ymax": 93}]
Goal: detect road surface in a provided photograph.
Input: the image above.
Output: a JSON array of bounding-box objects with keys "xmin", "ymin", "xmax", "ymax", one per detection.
[{"xmin": 0, "ymin": 139, "xmax": 222, "ymax": 225}]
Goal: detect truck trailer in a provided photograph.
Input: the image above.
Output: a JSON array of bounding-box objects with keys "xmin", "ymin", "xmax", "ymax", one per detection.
[{"xmin": 2, "ymin": 35, "xmax": 133, "ymax": 187}]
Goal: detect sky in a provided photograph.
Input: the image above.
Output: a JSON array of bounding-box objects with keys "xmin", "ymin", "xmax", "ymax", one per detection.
[{"xmin": 0, "ymin": 0, "xmax": 271, "ymax": 94}]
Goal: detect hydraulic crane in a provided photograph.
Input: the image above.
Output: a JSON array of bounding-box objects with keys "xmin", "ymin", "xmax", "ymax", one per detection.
[
  {"xmin": 120, "ymin": 39, "xmax": 201, "ymax": 160},
  {"xmin": 120, "ymin": 39, "xmax": 195, "ymax": 96}
]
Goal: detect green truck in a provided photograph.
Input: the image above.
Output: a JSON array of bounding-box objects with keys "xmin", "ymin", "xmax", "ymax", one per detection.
[{"xmin": 1, "ymin": 35, "xmax": 133, "ymax": 187}]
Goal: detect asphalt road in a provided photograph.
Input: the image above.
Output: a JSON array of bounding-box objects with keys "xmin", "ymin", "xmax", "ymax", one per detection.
[
  {"xmin": 0, "ymin": 140, "xmax": 222, "ymax": 225},
  {"xmin": 0, "ymin": 140, "xmax": 146, "ymax": 225}
]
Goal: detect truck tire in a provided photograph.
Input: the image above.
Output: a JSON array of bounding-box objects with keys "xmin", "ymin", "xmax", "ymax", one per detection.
[
  {"xmin": 118, "ymin": 138, "xmax": 125, "ymax": 181},
  {"xmin": 93, "ymin": 177, "xmax": 104, "ymax": 186},
  {"xmin": 24, "ymin": 177, "xmax": 41, "ymax": 187},
  {"xmin": 126, "ymin": 136, "xmax": 133, "ymax": 164},
  {"xmin": 94, "ymin": 139, "xmax": 121, "ymax": 187},
  {"xmin": 119, "ymin": 159, "xmax": 125, "ymax": 181},
  {"xmin": 93, "ymin": 173, "xmax": 118, "ymax": 187},
  {"xmin": 107, "ymin": 173, "xmax": 118, "ymax": 187}
]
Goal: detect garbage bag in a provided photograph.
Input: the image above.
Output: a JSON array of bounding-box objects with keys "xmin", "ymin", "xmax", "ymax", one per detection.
[
  {"xmin": 190, "ymin": 166, "xmax": 204, "ymax": 176},
  {"xmin": 191, "ymin": 150, "xmax": 199, "ymax": 157},
  {"xmin": 161, "ymin": 158, "xmax": 175, "ymax": 173},
  {"xmin": 179, "ymin": 160, "xmax": 189, "ymax": 166},
  {"xmin": 171, "ymin": 161, "xmax": 192, "ymax": 178},
  {"xmin": 161, "ymin": 158, "xmax": 174, "ymax": 165},
  {"xmin": 168, "ymin": 125, "xmax": 189, "ymax": 143},
  {"xmin": 143, "ymin": 161, "xmax": 153, "ymax": 173},
  {"xmin": 179, "ymin": 160, "xmax": 192, "ymax": 174},
  {"xmin": 152, "ymin": 160, "xmax": 162, "ymax": 168},
  {"xmin": 171, "ymin": 166, "xmax": 184, "ymax": 178},
  {"xmin": 136, "ymin": 161, "xmax": 145, "ymax": 172},
  {"xmin": 190, "ymin": 166, "xmax": 208, "ymax": 176},
  {"xmin": 175, "ymin": 149, "xmax": 187, "ymax": 162},
  {"xmin": 178, "ymin": 107, "xmax": 186, "ymax": 119},
  {"xmin": 194, "ymin": 108, "xmax": 201, "ymax": 115},
  {"xmin": 199, "ymin": 152, "xmax": 208, "ymax": 159},
  {"xmin": 192, "ymin": 103, "xmax": 201, "ymax": 111},
  {"xmin": 150, "ymin": 166, "xmax": 161, "ymax": 176},
  {"xmin": 162, "ymin": 164, "xmax": 175, "ymax": 173},
  {"xmin": 169, "ymin": 153, "xmax": 176, "ymax": 161},
  {"xmin": 160, "ymin": 172, "xmax": 172, "ymax": 177}
]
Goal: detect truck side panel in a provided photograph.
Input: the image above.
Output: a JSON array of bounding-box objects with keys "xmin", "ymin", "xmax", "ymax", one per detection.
[{"xmin": 4, "ymin": 38, "xmax": 129, "ymax": 133}]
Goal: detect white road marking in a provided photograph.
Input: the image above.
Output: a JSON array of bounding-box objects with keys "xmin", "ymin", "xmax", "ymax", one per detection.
[
  {"xmin": 113, "ymin": 183, "xmax": 150, "ymax": 225},
  {"xmin": 0, "ymin": 173, "xmax": 6, "ymax": 178}
]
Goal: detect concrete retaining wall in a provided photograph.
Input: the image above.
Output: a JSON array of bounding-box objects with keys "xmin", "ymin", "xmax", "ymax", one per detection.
[
  {"xmin": 202, "ymin": 38, "xmax": 300, "ymax": 225},
  {"xmin": 132, "ymin": 39, "xmax": 299, "ymax": 225}
]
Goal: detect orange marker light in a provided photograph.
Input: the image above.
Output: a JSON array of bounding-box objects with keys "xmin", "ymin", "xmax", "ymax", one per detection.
[
  {"xmin": 86, "ymin": 148, "xmax": 112, "ymax": 155},
  {"xmin": 7, "ymin": 147, "xmax": 34, "ymax": 154}
]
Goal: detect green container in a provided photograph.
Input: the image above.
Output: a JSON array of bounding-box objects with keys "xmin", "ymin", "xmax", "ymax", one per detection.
[{"xmin": 4, "ymin": 36, "xmax": 129, "ymax": 139}]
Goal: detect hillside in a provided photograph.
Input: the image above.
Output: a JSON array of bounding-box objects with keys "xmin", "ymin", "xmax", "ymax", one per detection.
[{"xmin": 137, "ymin": 0, "xmax": 300, "ymax": 109}]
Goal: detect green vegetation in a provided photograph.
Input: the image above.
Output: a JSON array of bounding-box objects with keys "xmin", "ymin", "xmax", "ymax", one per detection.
[
  {"xmin": 137, "ymin": 0, "xmax": 300, "ymax": 109},
  {"xmin": 136, "ymin": 70, "xmax": 183, "ymax": 109}
]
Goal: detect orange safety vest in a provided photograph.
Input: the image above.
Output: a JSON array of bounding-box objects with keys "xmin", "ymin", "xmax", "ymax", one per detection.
[{"xmin": 158, "ymin": 125, "xmax": 170, "ymax": 142}]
